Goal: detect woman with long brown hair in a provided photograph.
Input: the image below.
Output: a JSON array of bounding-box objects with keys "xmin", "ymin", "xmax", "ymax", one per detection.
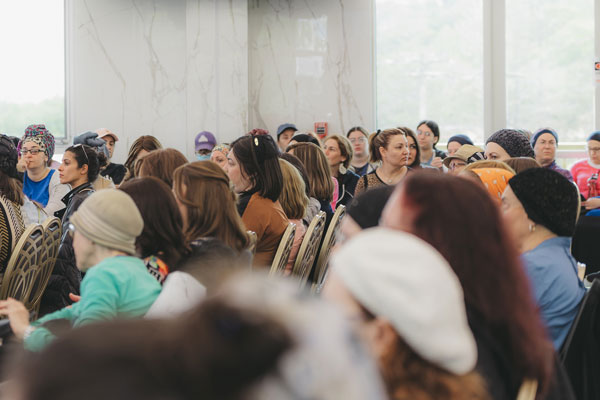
[
  {"xmin": 226, "ymin": 133, "xmax": 287, "ymax": 267},
  {"xmin": 286, "ymin": 142, "xmax": 335, "ymax": 220},
  {"xmin": 138, "ymin": 148, "xmax": 188, "ymax": 187},
  {"xmin": 122, "ymin": 135, "xmax": 162, "ymax": 183},
  {"xmin": 173, "ymin": 161, "xmax": 249, "ymax": 254},
  {"xmin": 119, "ymin": 177, "xmax": 188, "ymax": 284},
  {"xmin": 381, "ymin": 171, "xmax": 565, "ymax": 399}
]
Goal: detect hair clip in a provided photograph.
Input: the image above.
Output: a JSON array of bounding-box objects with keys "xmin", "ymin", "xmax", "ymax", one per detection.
[{"xmin": 254, "ymin": 137, "xmax": 259, "ymax": 147}]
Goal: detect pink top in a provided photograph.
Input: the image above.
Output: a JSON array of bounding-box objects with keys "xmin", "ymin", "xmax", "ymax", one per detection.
[
  {"xmin": 331, "ymin": 177, "xmax": 339, "ymax": 211},
  {"xmin": 570, "ymin": 159, "xmax": 600, "ymax": 199},
  {"xmin": 285, "ymin": 219, "xmax": 307, "ymax": 275}
]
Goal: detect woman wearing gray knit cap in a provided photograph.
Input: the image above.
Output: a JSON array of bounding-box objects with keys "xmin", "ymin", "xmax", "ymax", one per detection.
[
  {"xmin": 0, "ymin": 189, "xmax": 161, "ymax": 351},
  {"xmin": 485, "ymin": 129, "xmax": 535, "ymax": 161},
  {"xmin": 501, "ymin": 168, "xmax": 585, "ymax": 349}
]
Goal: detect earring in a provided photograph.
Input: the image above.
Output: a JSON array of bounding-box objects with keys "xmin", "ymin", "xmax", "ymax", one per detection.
[{"xmin": 529, "ymin": 223, "xmax": 536, "ymax": 233}]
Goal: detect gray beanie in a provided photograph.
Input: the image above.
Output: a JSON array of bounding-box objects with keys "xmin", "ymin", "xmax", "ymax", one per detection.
[
  {"xmin": 486, "ymin": 129, "xmax": 535, "ymax": 158},
  {"xmin": 70, "ymin": 189, "xmax": 143, "ymax": 255}
]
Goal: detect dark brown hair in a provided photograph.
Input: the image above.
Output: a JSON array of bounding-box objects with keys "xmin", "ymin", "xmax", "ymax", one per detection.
[
  {"xmin": 0, "ymin": 172, "xmax": 23, "ymax": 205},
  {"xmin": 388, "ymin": 172, "xmax": 553, "ymax": 395},
  {"xmin": 119, "ymin": 177, "xmax": 188, "ymax": 268},
  {"xmin": 230, "ymin": 134, "xmax": 282, "ymax": 202},
  {"xmin": 138, "ymin": 148, "xmax": 188, "ymax": 187},
  {"xmin": 173, "ymin": 161, "xmax": 249, "ymax": 252},
  {"xmin": 16, "ymin": 299, "xmax": 293, "ymax": 400},
  {"xmin": 64, "ymin": 144, "xmax": 106, "ymax": 184},
  {"xmin": 399, "ymin": 127, "xmax": 421, "ymax": 168},
  {"xmin": 286, "ymin": 142, "xmax": 334, "ymax": 202}
]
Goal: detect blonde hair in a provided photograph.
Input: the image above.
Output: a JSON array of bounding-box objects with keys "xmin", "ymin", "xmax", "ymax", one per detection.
[
  {"xmin": 369, "ymin": 128, "xmax": 406, "ymax": 163},
  {"xmin": 173, "ymin": 161, "xmax": 249, "ymax": 252},
  {"xmin": 462, "ymin": 160, "xmax": 515, "ymax": 175},
  {"xmin": 278, "ymin": 159, "xmax": 309, "ymax": 220},
  {"xmin": 286, "ymin": 142, "xmax": 334, "ymax": 202}
]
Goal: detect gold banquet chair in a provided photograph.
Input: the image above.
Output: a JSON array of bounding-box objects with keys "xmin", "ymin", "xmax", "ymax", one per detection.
[
  {"xmin": 0, "ymin": 224, "xmax": 44, "ymax": 305},
  {"xmin": 27, "ymin": 217, "xmax": 62, "ymax": 312},
  {"xmin": 269, "ymin": 223, "xmax": 296, "ymax": 277},
  {"xmin": 292, "ymin": 211, "xmax": 326, "ymax": 287},
  {"xmin": 312, "ymin": 205, "xmax": 346, "ymax": 293}
]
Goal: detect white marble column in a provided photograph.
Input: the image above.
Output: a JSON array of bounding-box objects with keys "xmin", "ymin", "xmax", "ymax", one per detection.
[
  {"xmin": 248, "ymin": 0, "xmax": 375, "ymax": 136},
  {"xmin": 67, "ymin": 0, "xmax": 248, "ymax": 162}
]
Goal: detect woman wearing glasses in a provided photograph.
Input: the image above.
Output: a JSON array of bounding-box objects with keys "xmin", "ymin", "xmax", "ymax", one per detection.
[
  {"xmin": 571, "ymin": 132, "xmax": 600, "ymax": 213},
  {"xmin": 416, "ymin": 120, "xmax": 446, "ymax": 168},
  {"xmin": 346, "ymin": 126, "xmax": 375, "ymax": 177},
  {"xmin": 18, "ymin": 125, "xmax": 69, "ymax": 217}
]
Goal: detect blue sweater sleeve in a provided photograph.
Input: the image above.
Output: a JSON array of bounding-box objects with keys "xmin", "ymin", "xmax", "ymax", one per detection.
[{"xmin": 24, "ymin": 266, "xmax": 120, "ymax": 351}]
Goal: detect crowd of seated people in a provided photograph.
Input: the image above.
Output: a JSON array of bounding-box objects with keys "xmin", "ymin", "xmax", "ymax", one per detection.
[{"xmin": 0, "ymin": 120, "xmax": 597, "ymax": 399}]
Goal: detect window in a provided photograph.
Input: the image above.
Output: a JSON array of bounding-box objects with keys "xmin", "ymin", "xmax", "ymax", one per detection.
[
  {"xmin": 506, "ymin": 0, "xmax": 595, "ymax": 142},
  {"xmin": 0, "ymin": 0, "xmax": 65, "ymax": 140},
  {"xmin": 376, "ymin": 0, "xmax": 599, "ymax": 144},
  {"xmin": 376, "ymin": 0, "xmax": 484, "ymax": 141}
]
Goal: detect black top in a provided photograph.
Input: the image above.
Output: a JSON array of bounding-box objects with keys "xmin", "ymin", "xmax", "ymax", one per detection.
[
  {"xmin": 236, "ymin": 189, "xmax": 258, "ymax": 216},
  {"xmin": 100, "ymin": 163, "xmax": 127, "ymax": 185},
  {"xmin": 54, "ymin": 182, "xmax": 95, "ymax": 224},
  {"xmin": 334, "ymin": 170, "xmax": 360, "ymax": 208}
]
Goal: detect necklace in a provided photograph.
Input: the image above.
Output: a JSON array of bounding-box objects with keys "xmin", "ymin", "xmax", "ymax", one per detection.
[{"xmin": 378, "ymin": 168, "xmax": 405, "ymax": 184}]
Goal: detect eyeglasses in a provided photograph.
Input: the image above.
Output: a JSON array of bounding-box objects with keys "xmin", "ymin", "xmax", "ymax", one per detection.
[
  {"xmin": 20, "ymin": 148, "xmax": 42, "ymax": 155},
  {"xmin": 349, "ymin": 137, "xmax": 367, "ymax": 144},
  {"xmin": 416, "ymin": 131, "xmax": 432, "ymax": 137},
  {"xmin": 72, "ymin": 144, "xmax": 90, "ymax": 165}
]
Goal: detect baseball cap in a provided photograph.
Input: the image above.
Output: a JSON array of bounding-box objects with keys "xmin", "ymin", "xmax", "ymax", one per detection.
[
  {"xmin": 277, "ymin": 123, "xmax": 298, "ymax": 138},
  {"xmin": 96, "ymin": 128, "xmax": 119, "ymax": 142},
  {"xmin": 195, "ymin": 131, "xmax": 217, "ymax": 152}
]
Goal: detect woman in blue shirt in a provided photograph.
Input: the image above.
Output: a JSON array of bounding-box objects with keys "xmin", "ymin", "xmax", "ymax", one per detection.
[
  {"xmin": 501, "ymin": 168, "xmax": 585, "ymax": 349},
  {"xmin": 18, "ymin": 125, "xmax": 69, "ymax": 216}
]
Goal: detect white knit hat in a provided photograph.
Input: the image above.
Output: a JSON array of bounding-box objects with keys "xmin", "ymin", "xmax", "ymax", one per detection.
[
  {"xmin": 70, "ymin": 189, "xmax": 143, "ymax": 255},
  {"xmin": 330, "ymin": 228, "xmax": 477, "ymax": 375}
]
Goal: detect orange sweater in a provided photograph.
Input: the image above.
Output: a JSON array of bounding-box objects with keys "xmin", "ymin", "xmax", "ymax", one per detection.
[{"xmin": 242, "ymin": 193, "xmax": 288, "ymax": 267}]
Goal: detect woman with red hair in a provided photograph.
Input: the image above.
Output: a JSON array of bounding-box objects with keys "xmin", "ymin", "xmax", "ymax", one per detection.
[{"xmin": 381, "ymin": 171, "xmax": 572, "ymax": 400}]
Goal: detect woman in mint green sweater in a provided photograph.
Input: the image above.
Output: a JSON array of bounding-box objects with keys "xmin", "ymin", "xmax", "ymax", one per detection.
[{"xmin": 0, "ymin": 189, "xmax": 161, "ymax": 351}]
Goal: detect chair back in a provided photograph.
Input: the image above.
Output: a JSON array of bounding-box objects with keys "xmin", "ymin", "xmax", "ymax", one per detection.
[
  {"xmin": 269, "ymin": 223, "xmax": 296, "ymax": 277},
  {"xmin": 292, "ymin": 212, "xmax": 326, "ymax": 286},
  {"xmin": 559, "ymin": 279, "xmax": 600, "ymax": 400},
  {"xmin": 0, "ymin": 224, "xmax": 44, "ymax": 303},
  {"xmin": 27, "ymin": 217, "xmax": 62, "ymax": 311},
  {"xmin": 572, "ymin": 216, "xmax": 600, "ymax": 276},
  {"xmin": 246, "ymin": 231, "xmax": 257, "ymax": 256},
  {"xmin": 312, "ymin": 205, "xmax": 346, "ymax": 292},
  {"xmin": 573, "ymin": 182, "xmax": 582, "ymax": 223}
]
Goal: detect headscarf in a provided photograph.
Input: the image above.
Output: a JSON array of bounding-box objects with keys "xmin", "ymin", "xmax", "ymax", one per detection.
[
  {"xmin": 471, "ymin": 168, "xmax": 515, "ymax": 202},
  {"xmin": 19, "ymin": 124, "xmax": 56, "ymax": 161},
  {"xmin": 0, "ymin": 134, "xmax": 19, "ymax": 179},
  {"xmin": 211, "ymin": 144, "xmax": 230, "ymax": 158},
  {"xmin": 485, "ymin": 129, "xmax": 534, "ymax": 158}
]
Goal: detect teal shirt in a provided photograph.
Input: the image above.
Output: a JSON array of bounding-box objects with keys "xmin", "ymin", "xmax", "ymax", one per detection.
[{"xmin": 25, "ymin": 256, "xmax": 161, "ymax": 351}]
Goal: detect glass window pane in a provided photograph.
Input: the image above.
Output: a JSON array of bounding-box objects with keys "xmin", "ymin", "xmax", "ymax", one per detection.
[
  {"xmin": 376, "ymin": 0, "xmax": 484, "ymax": 143},
  {"xmin": 506, "ymin": 0, "xmax": 594, "ymax": 142},
  {"xmin": 0, "ymin": 0, "xmax": 65, "ymax": 139}
]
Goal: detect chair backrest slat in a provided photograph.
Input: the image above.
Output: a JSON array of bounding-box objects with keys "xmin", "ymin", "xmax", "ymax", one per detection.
[
  {"xmin": 269, "ymin": 223, "xmax": 296, "ymax": 277},
  {"xmin": 292, "ymin": 212, "xmax": 326, "ymax": 286}
]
